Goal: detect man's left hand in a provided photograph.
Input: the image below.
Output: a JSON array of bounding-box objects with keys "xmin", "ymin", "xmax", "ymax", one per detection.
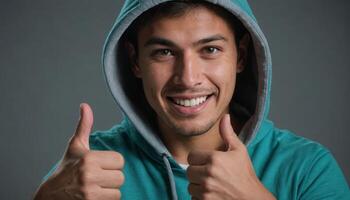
[{"xmin": 187, "ymin": 114, "xmax": 276, "ymax": 200}]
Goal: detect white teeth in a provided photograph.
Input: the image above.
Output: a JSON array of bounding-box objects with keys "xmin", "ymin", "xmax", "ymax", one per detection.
[
  {"xmin": 195, "ymin": 98, "xmax": 199, "ymax": 105},
  {"xmin": 190, "ymin": 99, "xmax": 195, "ymax": 106},
  {"xmin": 173, "ymin": 96, "xmax": 208, "ymax": 107}
]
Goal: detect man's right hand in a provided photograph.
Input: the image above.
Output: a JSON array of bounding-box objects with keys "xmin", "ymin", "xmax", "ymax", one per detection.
[{"xmin": 34, "ymin": 103, "xmax": 125, "ymax": 200}]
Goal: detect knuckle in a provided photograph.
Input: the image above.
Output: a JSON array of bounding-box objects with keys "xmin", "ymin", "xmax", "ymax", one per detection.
[
  {"xmin": 187, "ymin": 152, "xmax": 195, "ymax": 163},
  {"xmin": 116, "ymin": 152, "xmax": 125, "ymax": 166},
  {"xmin": 186, "ymin": 167, "xmax": 193, "ymax": 180},
  {"xmin": 207, "ymin": 153, "xmax": 215, "ymax": 163},
  {"xmin": 77, "ymin": 166, "xmax": 94, "ymax": 185},
  {"xmin": 111, "ymin": 152, "xmax": 125, "ymax": 166},
  {"xmin": 205, "ymin": 164, "xmax": 215, "ymax": 177},
  {"xmin": 202, "ymin": 178, "xmax": 214, "ymax": 192},
  {"xmin": 209, "ymin": 152, "xmax": 221, "ymax": 165}
]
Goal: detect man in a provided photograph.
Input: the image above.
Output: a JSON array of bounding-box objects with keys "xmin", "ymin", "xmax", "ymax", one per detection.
[{"xmin": 34, "ymin": 0, "xmax": 349, "ymax": 199}]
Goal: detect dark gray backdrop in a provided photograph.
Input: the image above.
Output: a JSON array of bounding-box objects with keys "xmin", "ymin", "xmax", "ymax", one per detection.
[{"xmin": 0, "ymin": 0, "xmax": 349, "ymax": 199}]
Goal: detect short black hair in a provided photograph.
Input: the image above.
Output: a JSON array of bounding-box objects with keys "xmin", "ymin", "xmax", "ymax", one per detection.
[{"xmin": 123, "ymin": 1, "xmax": 247, "ymax": 54}]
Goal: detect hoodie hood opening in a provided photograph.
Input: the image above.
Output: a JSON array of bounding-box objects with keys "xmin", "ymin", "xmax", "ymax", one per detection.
[
  {"xmin": 103, "ymin": 0, "xmax": 272, "ymax": 157},
  {"xmin": 103, "ymin": 1, "xmax": 272, "ymax": 199}
]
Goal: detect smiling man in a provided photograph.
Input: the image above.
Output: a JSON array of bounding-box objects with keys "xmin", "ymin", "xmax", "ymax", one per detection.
[{"xmin": 34, "ymin": 1, "xmax": 349, "ymax": 200}]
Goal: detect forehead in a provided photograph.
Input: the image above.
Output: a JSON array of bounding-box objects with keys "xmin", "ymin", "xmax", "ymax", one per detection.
[{"xmin": 137, "ymin": 6, "xmax": 235, "ymax": 44}]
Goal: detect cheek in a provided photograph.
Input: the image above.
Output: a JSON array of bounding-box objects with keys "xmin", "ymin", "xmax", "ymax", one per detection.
[
  {"xmin": 140, "ymin": 64, "xmax": 173, "ymax": 99},
  {"xmin": 206, "ymin": 55, "xmax": 237, "ymax": 85},
  {"xmin": 205, "ymin": 56, "xmax": 237, "ymax": 103}
]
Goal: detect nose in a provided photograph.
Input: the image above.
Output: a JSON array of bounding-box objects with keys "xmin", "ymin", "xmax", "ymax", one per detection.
[{"xmin": 173, "ymin": 51, "xmax": 202, "ymax": 88}]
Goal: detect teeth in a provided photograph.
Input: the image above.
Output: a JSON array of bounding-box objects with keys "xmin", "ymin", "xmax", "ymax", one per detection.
[{"xmin": 173, "ymin": 96, "xmax": 208, "ymax": 107}]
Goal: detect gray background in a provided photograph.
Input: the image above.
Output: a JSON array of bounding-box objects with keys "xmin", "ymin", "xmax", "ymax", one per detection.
[{"xmin": 0, "ymin": 0, "xmax": 349, "ymax": 199}]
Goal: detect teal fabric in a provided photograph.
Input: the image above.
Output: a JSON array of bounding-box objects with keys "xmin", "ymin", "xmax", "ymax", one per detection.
[
  {"xmin": 44, "ymin": 0, "xmax": 350, "ymax": 199},
  {"xmin": 89, "ymin": 119, "xmax": 350, "ymax": 200}
]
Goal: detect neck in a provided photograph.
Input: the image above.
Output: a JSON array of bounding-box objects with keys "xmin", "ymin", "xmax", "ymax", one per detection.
[{"xmin": 158, "ymin": 114, "xmax": 241, "ymax": 165}]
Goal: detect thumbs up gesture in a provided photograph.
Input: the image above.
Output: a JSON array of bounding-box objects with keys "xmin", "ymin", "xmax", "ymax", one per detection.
[
  {"xmin": 187, "ymin": 114, "xmax": 276, "ymax": 200},
  {"xmin": 34, "ymin": 103, "xmax": 125, "ymax": 200}
]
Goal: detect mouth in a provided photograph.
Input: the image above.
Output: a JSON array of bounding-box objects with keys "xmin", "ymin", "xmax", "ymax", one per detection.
[
  {"xmin": 166, "ymin": 94, "xmax": 214, "ymax": 116},
  {"xmin": 168, "ymin": 95, "xmax": 210, "ymax": 107}
]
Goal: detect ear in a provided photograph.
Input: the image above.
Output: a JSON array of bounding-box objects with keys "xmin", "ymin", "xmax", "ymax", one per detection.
[
  {"xmin": 125, "ymin": 41, "xmax": 142, "ymax": 78},
  {"xmin": 236, "ymin": 33, "xmax": 250, "ymax": 73}
]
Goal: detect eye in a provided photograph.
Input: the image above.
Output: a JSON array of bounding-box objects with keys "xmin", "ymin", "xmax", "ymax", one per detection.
[
  {"xmin": 200, "ymin": 46, "xmax": 223, "ymax": 59},
  {"xmin": 203, "ymin": 46, "xmax": 220, "ymax": 54},
  {"xmin": 152, "ymin": 49, "xmax": 174, "ymax": 57}
]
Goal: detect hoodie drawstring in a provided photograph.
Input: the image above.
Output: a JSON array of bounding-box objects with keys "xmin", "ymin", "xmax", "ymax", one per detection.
[{"xmin": 162, "ymin": 154, "xmax": 178, "ymax": 200}]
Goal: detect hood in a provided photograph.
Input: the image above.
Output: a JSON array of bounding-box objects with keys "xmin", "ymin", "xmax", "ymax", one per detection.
[
  {"xmin": 102, "ymin": 1, "xmax": 272, "ymax": 199},
  {"xmin": 103, "ymin": 0, "xmax": 272, "ymax": 152}
]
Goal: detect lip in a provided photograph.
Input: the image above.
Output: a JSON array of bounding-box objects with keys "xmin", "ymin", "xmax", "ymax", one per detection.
[
  {"xmin": 167, "ymin": 95, "xmax": 212, "ymax": 117},
  {"xmin": 167, "ymin": 93, "xmax": 212, "ymax": 99}
]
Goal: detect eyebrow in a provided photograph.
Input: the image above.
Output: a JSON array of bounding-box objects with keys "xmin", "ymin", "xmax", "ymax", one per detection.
[
  {"xmin": 144, "ymin": 37, "xmax": 177, "ymax": 48},
  {"xmin": 143, "ymin": 34, "xmax": 228, "ymax": 48},
  {"xmin": 194, "ymin": 35, "xmax": 228, "ymax": 46}
]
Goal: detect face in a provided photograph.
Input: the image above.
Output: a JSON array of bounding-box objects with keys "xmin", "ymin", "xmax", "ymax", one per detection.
[{"xmin": 131, "ymin": 7, "xmax": 246, "ymax": 137}]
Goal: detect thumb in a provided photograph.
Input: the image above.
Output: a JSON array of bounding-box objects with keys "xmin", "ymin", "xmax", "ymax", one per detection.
[
  {"xmin": 219, "ymin": 114, "xmax": 242, "ymax": 151},
  {"xmin": 68, "ymin": 103, "xmax": 94, "ymax": 155}
]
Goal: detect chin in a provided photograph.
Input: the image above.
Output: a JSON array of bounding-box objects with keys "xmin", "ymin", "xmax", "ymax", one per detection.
[{"xmin": 168, "ymin": 118, "xmax": 217, "ymax": 137}]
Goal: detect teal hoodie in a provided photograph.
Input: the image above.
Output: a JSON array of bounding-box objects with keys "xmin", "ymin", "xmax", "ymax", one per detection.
[{"xmin": 45, "ymin": 0, "xmax": 350, "ymax": 199}]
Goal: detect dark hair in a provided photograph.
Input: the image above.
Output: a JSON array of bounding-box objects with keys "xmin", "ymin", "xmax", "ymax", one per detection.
[{"xmin": 123, "ymin": 1, "xmax": 247, "ymax": 55}]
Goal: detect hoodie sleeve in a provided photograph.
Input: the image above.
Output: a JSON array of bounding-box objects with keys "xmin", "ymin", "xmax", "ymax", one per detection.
[{"xmin": 299, "ymin": 151, "xmax": 350, "ymax": 200}]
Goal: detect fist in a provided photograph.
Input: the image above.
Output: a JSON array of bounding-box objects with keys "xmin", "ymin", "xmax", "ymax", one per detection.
[
  {"xmin": 186, "ymin": 114, "xmax": 275, "ymax": 200},
  {"xmin": 34, "ymin": 103, "xmax": 125, "ymax": 200}
]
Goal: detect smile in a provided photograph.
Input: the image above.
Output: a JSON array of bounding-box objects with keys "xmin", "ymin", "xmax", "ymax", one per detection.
[
  {"xmin": 172, "ymin": 96, "xmax": 208, "ymax": 107},
  {"xmin": 166, "ymin": 92, "xmax": 215, "ymax": 116},
  {"xmin": 167, "ymin": 94, "xmax": 212, "ymax": 116}
]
